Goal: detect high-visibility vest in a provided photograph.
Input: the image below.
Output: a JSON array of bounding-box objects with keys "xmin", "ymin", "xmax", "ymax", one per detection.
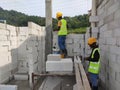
[
  {"xmin": 58, "ymin": 19, "xmax": 67, "ymax": 35},
  {"xmin": 88, "ymin": 48, "xmax": 100, "ymax": 74}
]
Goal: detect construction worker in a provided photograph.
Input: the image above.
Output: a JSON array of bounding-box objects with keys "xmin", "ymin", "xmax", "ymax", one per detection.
[
  {"xmin": 56, "ymin": 12, "xmax": 67, "ymax": 58},
  {"xmin": 84, "ymin": 37, "xmax": 100, "ymax": 90}
]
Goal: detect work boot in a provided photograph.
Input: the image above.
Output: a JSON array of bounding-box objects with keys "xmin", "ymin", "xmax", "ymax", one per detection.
[
  {"xmin": 61, "ymin": 54, "xmax": 65, "ymax": 58},
  {"xmin": 64, "ymin": 49, "xmax": 67, "ymax": 57},
  {"xmin": 60, "ymin": 50, "xmax": 65, "ymax": 58}
]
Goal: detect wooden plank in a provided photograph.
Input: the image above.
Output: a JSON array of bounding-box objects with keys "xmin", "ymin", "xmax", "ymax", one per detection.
[
  {"xmin": 74, "ymin": 56, "xmax": 84, "ymax": 90},
  {"xmin": 77, "ymin": 56, "xmax": 91, "ymax": 90},
  {"xmin": 39, "ymin": 78, "xmax": 47, "ymax": 90}
]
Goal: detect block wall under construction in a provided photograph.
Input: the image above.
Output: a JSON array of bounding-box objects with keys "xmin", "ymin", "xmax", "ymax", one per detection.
[
  {"xmin": 0, "ymin": 22, "xmax": 46, "ymax": 83},
  {"xmin": 86, "ymin": 0, "xmax": 120, "ymax": 90}
]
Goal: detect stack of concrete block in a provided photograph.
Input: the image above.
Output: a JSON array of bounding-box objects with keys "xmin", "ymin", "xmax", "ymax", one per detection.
[
  {"xmin": 0, "ymin": 85, "xmax": 17, "ymax": 90},
  {"xmin": 47, "ymin": 54, "xmax": 61, "ymax": 61},
  {"xmin": 46, "ymin": 54, "xmax": 73, "ymax": 73}
]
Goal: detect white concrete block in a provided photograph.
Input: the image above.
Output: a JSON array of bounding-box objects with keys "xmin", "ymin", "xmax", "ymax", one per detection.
[
  {"xmin": 0, "ymin": 46, "xmax": 9, "ymax": 52},
  {"xmin": 104, "ymin": 30, "xmax": 112, "ymax": 38},
  {"xmin": 73, "ymin": 43, "xmax": 80, "ymax": 52},
  {"xmin": 10, "ymin": 36, "xmax": 17, "ymax": 41},
  {"xmin": 73, "ymin": 39, "xmax": 80, "ymax": 43},
  {"xmin": 7, "ymin": 24, "xmax": 16, "ymax": 31},
  {"xmin": 46, "ymin": 58, "xmax": 73, "ymax": 72},
  {"xmin": 0, "ymin": 41, "xmax": 10, "ymax": 46},
  {"xmin": 0, "ymin": 23, "xmax": 6, "ymax": 29},
  {"xmin": 109, "ymin": 46, "xmax": 120, "ymax": 55},
  {"xmin": 66, "ymin": 45, "xmax": 73, "ymax": 56},
  {"xmin": 0, "ymin": 29, "xmax": 9, "ymax": 35},
  {"xmin": 89, "ymin": 16, "xmax": 99, "ymax": 22},
  {"xmin": 28, "ymin": 22, "xmax": 42, "ymax": 31},
  {"xmin": 66, "ymin": 39, "xmax": 73, "ymax": 44},
  {"xmin": 92, "ymin": 27, "xmax": 99, "ymax": 33},
  {"xmin": 18, "ymin": 27, "xmax": 28, "ymax": 35},
  {"xmin": 10, "ymin": 29, "xmax": 17, "ymax": 36},
  {"xmin": 0, "ymin": 35, "xmax": 8, "ymax": 41},
  {"xmin": 0, "ymin": 85, "xmax": 17, "ymax": 90},
  {"xmin": 14, "ymin": 73, "xmax": 28, "ymax": 80},
  {"xmin": 106, "ymin": 37, "xmax": 116, "ymax": 45},
  {"xmin": 114, "ymin": 28, "xmax": 120, "ymax": 37},
  {"xmin": 17, "ymin": 60, "xmax": 28, "ymax": 73},
  {"xmin": 47, "ymin": 54, "xmax": 61, "ymax": 61},
  {"xmin": 107, "ymin": 2, "xmax": 119, "ymax": 16}
]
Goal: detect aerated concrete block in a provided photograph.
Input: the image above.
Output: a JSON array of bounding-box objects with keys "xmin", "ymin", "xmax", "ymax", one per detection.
[
  {"xmin": 0, "ymin": 35, "xmax": 8, "ymax": 41},
  {"xmin": 0, "ymin": 85, "xmax": 17, "ymax": 90},
  {"xmin": 46, "ymin": 58, "xmax": 73, "ymax": 72},
  {"xmin": 0, "ymin": 30, "xmax": 9, "ymax": 35},
  {"xmin": 47, "ymin": 54, "xmax": 61, "ymax": 61},
  {"xmin": 89, "ymin": 16, "xmax": 99, "ymax": 22},
  {"xmin": 14, "ymin": 73, "xmax": 28, "ymax": 80},
  {"xmin": 73, "ymin": 43, "xmax": 80, "ymax": 53},
  {"xmin": 0, "ymin": 23, "xmax": 6, "ymax": 29},
  {"xmin": 66, "ymin": 39, "xmax": 73, "ymax": 44}
]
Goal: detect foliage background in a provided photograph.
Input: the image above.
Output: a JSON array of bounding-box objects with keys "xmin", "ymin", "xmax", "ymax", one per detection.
[{"xmin": 0, "ymin": 7, "xmax": 90, "ymax": 33}]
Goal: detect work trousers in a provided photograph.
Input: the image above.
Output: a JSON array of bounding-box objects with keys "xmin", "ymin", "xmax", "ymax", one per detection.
[
  {"xmin": 89, "ymin": 73, "xmax": 98, "ymax": 87},
  {"xmin": 58, "ymin": 35, "xmax": 66, "ymax": 51}
]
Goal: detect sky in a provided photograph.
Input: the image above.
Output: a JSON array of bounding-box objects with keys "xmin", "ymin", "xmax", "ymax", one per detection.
[{"xmin": 0, "ymin": 0, "xmax": 92, "ymax": 18}]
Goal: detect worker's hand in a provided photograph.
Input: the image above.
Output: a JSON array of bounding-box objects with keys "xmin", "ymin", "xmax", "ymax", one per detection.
[
  {"xmin": 79, "ymin": 55, "xmax": 82, "ymax": 60},
  {"xmin": 84, "ymin": 57, "xmax": 89, "ymax": 60}
]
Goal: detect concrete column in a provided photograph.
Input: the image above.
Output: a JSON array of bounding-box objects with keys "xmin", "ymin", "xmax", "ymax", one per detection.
[
  {"xmin": 91, "ymin": 0, "xmax": 97, "ymax": 28},
  {"xmin": 45, "ymin": 0, "xmax": 53, "ymax": 61},
  {"xmin": 27, "ymin": 47, "xmax": 34, "ymax": 89}
]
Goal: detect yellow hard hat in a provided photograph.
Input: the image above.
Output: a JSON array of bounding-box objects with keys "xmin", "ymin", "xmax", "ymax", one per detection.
[
  {"xmin": 56, "ymin": 12, "xmax": 62, "ymax": 19},
  {"xmin": 88, "ymin": 37, "xmax": 97, "ymax": 45}
]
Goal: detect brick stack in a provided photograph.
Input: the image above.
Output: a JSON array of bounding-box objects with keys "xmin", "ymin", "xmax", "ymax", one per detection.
[{"xmin": 46, "ymin": 54, "xmax": 73, "ymax": 73}]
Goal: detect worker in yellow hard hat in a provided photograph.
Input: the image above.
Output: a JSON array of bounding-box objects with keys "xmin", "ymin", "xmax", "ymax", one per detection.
[
  {"xmin": 84, "ymin": 37, "xmax": 100, "ymax": 90},
  {"xmin": 56, "ymin": 12, "xmax": 68, "ymax": 58}
]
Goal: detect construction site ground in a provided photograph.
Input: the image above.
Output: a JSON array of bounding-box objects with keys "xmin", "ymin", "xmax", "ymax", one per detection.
[
  {"xmin": 6, "ymin": 76, "xmax": 75, "ymax": 90},
  {"xmin": 6, "ymin": 78, "xmax": 44, "ymax": 90}
]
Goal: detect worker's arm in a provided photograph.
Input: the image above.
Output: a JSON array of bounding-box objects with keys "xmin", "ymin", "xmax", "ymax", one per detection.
[
  {"xmin": 57, "ymin": 20, "xmax": 61, "ymax": 31},
  {"xmin": 87, "ymin": 50, "xmax": 100, "ymax": 62}
]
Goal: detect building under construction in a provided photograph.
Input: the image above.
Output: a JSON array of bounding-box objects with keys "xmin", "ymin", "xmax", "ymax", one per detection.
[{"xmin": 0, "ymin": 0, "xmax": 120, "ymax": 90}]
